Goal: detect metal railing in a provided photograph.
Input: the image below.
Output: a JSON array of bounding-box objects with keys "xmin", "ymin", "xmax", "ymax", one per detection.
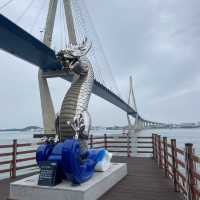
[
  {"xmin": 153, "ymin": 134, "xmax": 200, "ymax": 200},
  {"xmin": 2, "ymin": 132, "xmax": 200, "ymax": 200},
  {"xmin": 0, "ymin": 133, "xmax": 153, "ymax": 179},
  {"xmin": 0, "ymin": 140, "xmax": 42, "ymax": 178}
]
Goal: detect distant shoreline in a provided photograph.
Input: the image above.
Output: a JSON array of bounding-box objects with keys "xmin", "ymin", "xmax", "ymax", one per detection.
[
  {"xmin": 0, "ymin": 126, "xmax": 42, "ymax": 132},
  {"xmin": 0, "ymin": 125, "xmax": 199, "ymax": 133}
]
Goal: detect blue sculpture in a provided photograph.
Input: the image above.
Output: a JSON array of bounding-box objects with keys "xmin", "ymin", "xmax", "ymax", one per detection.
[{"xmin": 36, "ymin": 139, "xmax": 106, "ymax": 184}]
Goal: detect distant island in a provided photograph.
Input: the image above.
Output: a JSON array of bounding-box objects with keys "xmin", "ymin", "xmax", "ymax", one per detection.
[{"xmin": 0, "ymin": 126, "xmax": 42, "ymax": 132}]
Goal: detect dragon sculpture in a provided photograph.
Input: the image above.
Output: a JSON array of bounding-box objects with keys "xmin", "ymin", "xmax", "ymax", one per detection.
[
  {"xmin": 36, "ymin": 38, "xmax": 112, "ymax": 184},
  {"xmin": 56, "ymin": 38, "xmax": 94, "ymax": 153}
]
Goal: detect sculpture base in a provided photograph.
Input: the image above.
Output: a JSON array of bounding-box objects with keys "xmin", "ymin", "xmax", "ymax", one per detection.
[{"xmin": 9, "ymin": 163, "xmax": 127, "ymax": 200}]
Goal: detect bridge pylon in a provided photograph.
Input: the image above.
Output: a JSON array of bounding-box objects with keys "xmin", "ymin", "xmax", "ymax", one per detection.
[
  {"xmin": 38, "ymin": 0, "xmax": 78, "ymax": 135},
  {"xmin": 127, "ymin": 76, "xmax": 143, "ymax": 131},
  {"xmin": 38, "ymin": 0, "xmax": 59, "ymax": 135}
]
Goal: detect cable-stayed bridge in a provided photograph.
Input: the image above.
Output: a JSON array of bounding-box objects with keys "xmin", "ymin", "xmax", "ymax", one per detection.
[{"xmin": 0, "ymin": 0, "xmax": 167, "ymax": 133}]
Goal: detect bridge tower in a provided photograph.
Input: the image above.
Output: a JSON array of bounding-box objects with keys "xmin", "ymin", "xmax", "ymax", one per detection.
[
  {"xmin": 38, "ymin": 0, "xmax": 77, "ymax": 135},
  {"xmin": 127, "ymin": 76, "xmax": 144, "ymax": 131},
  {"xmin": 38, "ymin": 0, "xmax": 58, "ymax": 135}
]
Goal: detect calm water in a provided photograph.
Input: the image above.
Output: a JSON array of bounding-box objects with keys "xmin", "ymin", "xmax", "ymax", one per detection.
[
  {"xmin": 139, "ymin": 128, "xmax": 200, "ymax": 154},
  {"xmin": 0, "ymin": 128, "xmax": 200, "ymax": 151},
  {"xmin": 0, "ymin": 128, "xmax": 200, "ymax": 179}
]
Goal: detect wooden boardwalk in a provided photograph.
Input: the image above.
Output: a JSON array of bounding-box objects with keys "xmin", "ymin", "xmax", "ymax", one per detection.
[
  {"xmin": 0, "ymin": 157, "xmax": 183, "ymax": 200},
  {"xmin": 100, "ymin": 157, "xmax": 183, "ymax": 200}
]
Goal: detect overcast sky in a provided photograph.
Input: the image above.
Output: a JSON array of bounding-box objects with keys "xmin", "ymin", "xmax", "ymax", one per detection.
[{"xmin": 0, "ymin": 0, "xmax": 200, "ymax": 128}]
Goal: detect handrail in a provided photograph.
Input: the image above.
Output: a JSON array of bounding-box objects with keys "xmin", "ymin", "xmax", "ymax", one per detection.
[
  {"xmin": 0, "ymin": 133, "xmax": 155, "ymax": 180},
  {"xmin": 0, "ymin": 139, "xmax": 40, "ymax": 179},
  {"xmin": 152, "ymin": 134, "xmax": 200, "ymax": 200},
  {"xmin": 0, "ymin": 144, "xmax": 13, "ymax": 148},
  {"xmin": 0, "ymin": 133, "xmax": 154, "ymax": 179}
]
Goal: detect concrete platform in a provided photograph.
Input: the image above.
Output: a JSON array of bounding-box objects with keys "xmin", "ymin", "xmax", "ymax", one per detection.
[{"xmin": 9, "ymin": 163, "xmax": 127, "ymax": 200}]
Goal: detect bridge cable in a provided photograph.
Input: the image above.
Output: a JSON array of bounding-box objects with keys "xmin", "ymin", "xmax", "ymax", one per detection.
[
  {"xmin": 0, "ymin": 0, "xmax": 14, "ymax": 12},
  {"xmin": 15, "ymin": 0, "xmax": 35, "ymax": 23},
  {"xmin": 39, "ymin": 1, "xmax": 51, "ymax": 42},
  {"xmin": 71, "ymin": 0, "xmax": 122, "ymax": 97},
  {"xmin": 61, "ymin": 0, "xmax": 68, "ymax": 45},
  {"xmin": 71, "ymin": 0, "xmax": 106, "ymax": 86},
  {"xmin": 73, "ymin": 1, "xmax": 106, "ymax": 85},
  {"xmin": 76, "ymin": 0, "xmax": 113, "ymax": 90},
  {"xmin": 59, "ymin": 0, "xmax": 64, "ymax": 49},
  {"xmin": 29, "ymin": 0, "xmax": 46, "ymax": 34}
]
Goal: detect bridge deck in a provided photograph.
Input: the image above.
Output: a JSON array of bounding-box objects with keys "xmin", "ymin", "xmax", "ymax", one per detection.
[{"xmin": 0, "ymin": 157, "xmax": 183, "ymax": 200}]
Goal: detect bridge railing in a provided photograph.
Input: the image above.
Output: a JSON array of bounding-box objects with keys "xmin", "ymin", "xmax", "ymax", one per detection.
[
  {"xmin": 152, "ymin": 134, "xmax": 200, "ymax": 200},
  {"xmin": 89, "ymin": 134, "xmax": 154, "ymax": 157},
  {"xmin": 0, "ymin": 133, "xmax": 153, "ymax": 179},
  {"xmin": 89, "ymin": 134, "xmax": 132, "ymax": 157},
  {"xmin": 0, "ymin": 140, "xmax": 42, "ymax": 179},
  {"xmin": 136, "ymin": 136, "xmax": 153, "ymax": 155}
]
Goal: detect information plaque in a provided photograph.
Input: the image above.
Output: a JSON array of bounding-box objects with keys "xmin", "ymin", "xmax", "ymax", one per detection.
[{"xmin": 38, "ymin": 161, "xmax": 62, "ymax": 186}]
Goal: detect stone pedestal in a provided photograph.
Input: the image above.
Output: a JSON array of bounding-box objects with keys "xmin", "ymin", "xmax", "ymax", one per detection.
[{"xmin": 10, "ymin": 163, "xmax": 127, "ymax": 200}]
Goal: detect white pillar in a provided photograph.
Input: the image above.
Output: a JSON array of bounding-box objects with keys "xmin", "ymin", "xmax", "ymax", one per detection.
[
  {"xmin": 38, "ymin": 0, "xmax": 58, "ymax": 134},
  {"xmin": 63, "ymin": 0, "xmax": 77, "ymax": 45}
]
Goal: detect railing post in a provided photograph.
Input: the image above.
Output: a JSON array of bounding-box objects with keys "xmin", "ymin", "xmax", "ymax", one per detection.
[
  {"xmin": 185, "ymin": 143, "xmax": 196, "ymax": 200},
  {"xmin": 127, "ymin": 132, "xmax": 131, "ymax": 157},
  {"xmin": 104, "ymin": 134, "xmax": 107, "ymax": 149},
  {"xmin": 171, "ymin": 139, "xmax": 178, "ymax": 192},
  {"xmin": 152, "ymin": 134, "xmax": 156, "ymax": 160},
  {"xmin": 90, "ymin": 134, "xmax": 93, "ymax": 148},
  {"xmin": 154, "ymin": 134, "xmax": 158, "ymax": 163},
  {"xmin": 11, "ymin": 139, "xmax": 17, "ymax": 178},
  {"xmin": 163, "ymin": 137, "xmax": 168, "ymax": 177},
  {"xmin": 158, "ymin": 135, "xmax": 162, "ymax": 168}
]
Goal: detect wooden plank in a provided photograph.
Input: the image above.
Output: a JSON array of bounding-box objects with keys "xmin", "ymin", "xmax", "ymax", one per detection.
[
  {"xmin": 17, "ymin": 143, "xmax": 41, "ymax": 147},
  {"xmin": 88, "ymin": 141, "xmax": 104, "ymax": 145},
  {"xmin": 16, "ymin": 164, "xmax": 38, "ymax": 170},
  {"xmin": 137, "ymin": 141, "xmax": 152, "ymax": 144},
  {"xmin": 0, "ymin": 152, "xmax": 13, "ymax": 157},
  {"xmin": 137, "ymin": 136, "xmax": 152, "ymax": 139},
  {"xmin": 137, "ymin": 151, "xmax": 153, "ymax": 154},
  {"xmin": 16, "ymin": 157, "xmax": 36, "ymax": 163},
  {"xmin": 16, "ymin": 150, "xmax": 36, "ymax": 155},
  {"xmin": 137, "ymin": 146, "xmax": 152, "ymax": 149},
  {"xmin": 108, "ymin": 150, "xmax": 131, "ymax": 153},
  {"xmin": 106, "ymin": 145, "xmax": 129, "ymax": 148},
  {"xmin": 0, "ymin": 160, "xmax": 12, "ymax": 165},
  {"xmin": 0, "ymin": 144, "xmax": 13, "ymax": 148},
  {"xmin": 105, "ymin": 141, "xmax": 130, "ymax": 144},
  {"xmin": 0, "ymin": 168, "xmax": 10, "ymax": 174}
]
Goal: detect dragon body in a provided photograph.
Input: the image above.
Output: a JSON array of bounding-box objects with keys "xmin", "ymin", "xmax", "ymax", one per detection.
[{"xmin": 56, "ymin": 39, "xmax": 94, "ymax": 152}]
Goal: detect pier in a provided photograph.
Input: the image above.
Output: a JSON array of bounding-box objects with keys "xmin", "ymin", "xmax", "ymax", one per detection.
[{"xmin": 1, "ymin": 133, "xmax": 200, "ymax": 200}]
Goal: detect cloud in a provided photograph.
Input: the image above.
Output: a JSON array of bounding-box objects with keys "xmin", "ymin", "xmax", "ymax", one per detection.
[{"xmin": 0, "ymin": 0, "xmax": 200, "ymax": 128}]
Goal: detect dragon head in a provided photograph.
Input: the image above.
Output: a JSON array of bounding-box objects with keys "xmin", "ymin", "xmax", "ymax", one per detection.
[
  {"xmin": 56, "ymin": 38, "xmax": 92, "ymax": 75},
  {"xmin": 64, "ymin": 37, "xmax": 92, "ymax": 59}
]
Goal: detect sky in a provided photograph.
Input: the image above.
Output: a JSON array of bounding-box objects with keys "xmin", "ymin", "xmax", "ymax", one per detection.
[{"xmin": 0, "ymin": 0, "xmax": 200, "ymax": 128}]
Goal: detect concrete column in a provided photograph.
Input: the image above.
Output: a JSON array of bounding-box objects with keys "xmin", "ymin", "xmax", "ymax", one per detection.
[
  {"xmin": 38, "ymin": 0, "xmax": 58, "ymax": 134},
  {"xmin": 63, "ymin": 0, "xmax": 77, "ymax": 45},
  {"xmin": 127, "ymin": 114, "xmax": 132, "ymax": 131}
]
